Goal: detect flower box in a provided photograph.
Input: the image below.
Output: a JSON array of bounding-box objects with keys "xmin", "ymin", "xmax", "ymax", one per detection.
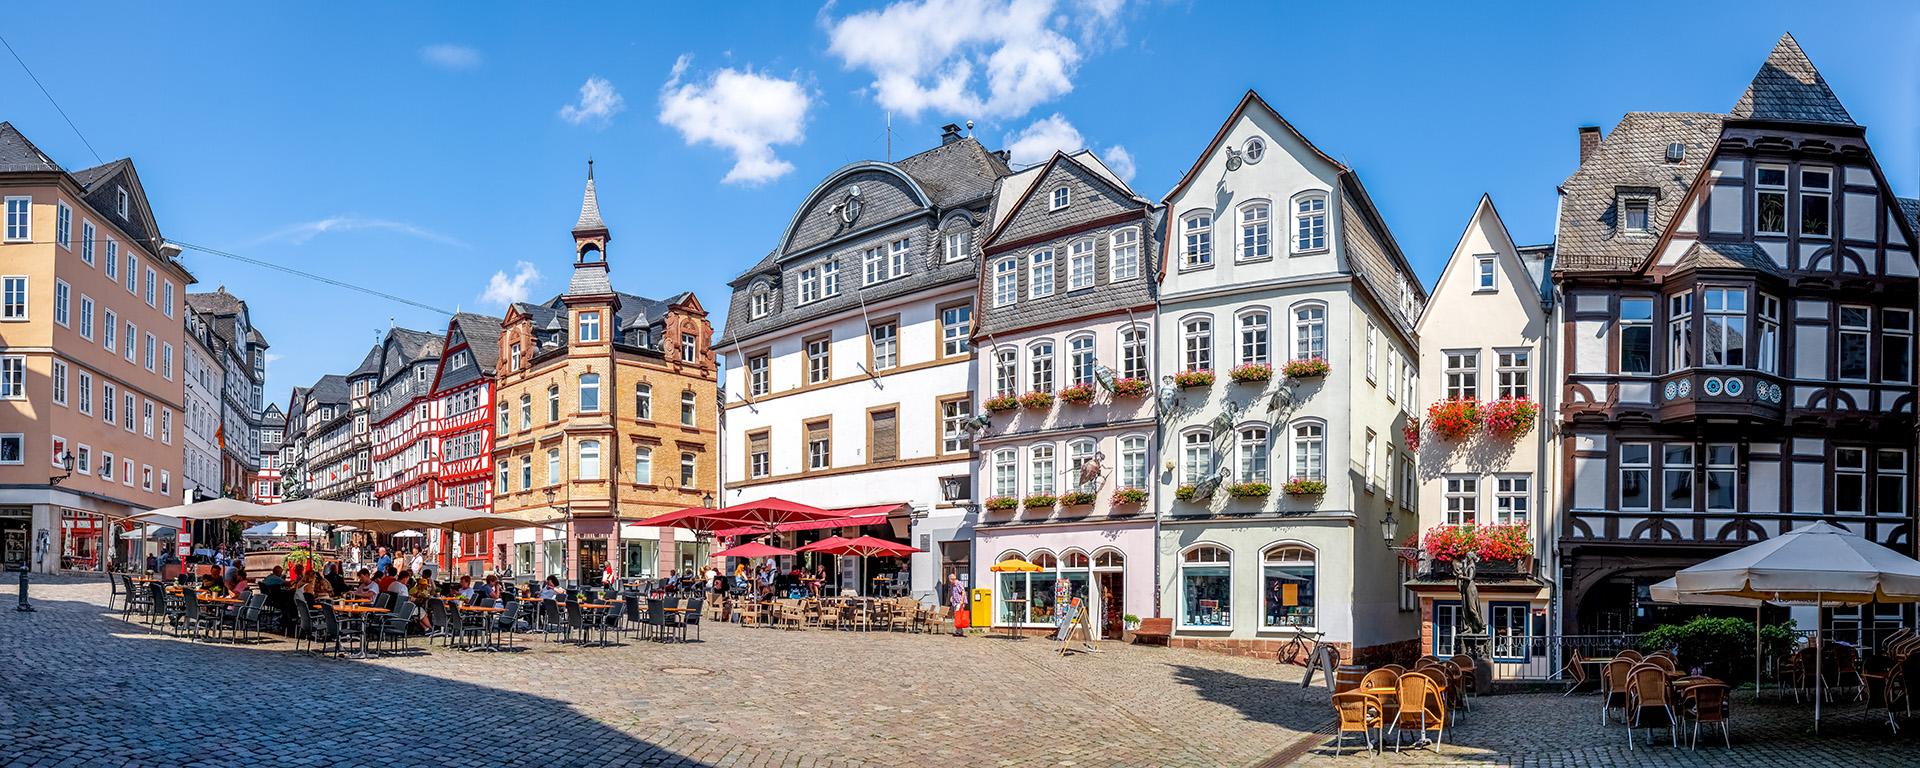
[
  {"xmin": 1112, "ymin": 377, "xmax": 1150, "ymax": 397},
  {"xmin": 1022, "ymin": 494, "xmax": 1057, "ymax": 509},
  {"xmin": 984, "ymin": 394, "xmax": 1019, "ymax": 412},
  {"xmin": 1281, "ymin": 477, "xmax": 1327, "ymax": 496},
  {"xmin": 1114, "ymin": 487, "xmax": 1148, "ymax": 505},
  {"xmin": 1018, "ymin": 391, "xmax": 1055, "ymax": 410},
  {"xmin": 1421, "ymin": 523, "xmax": 1534, "ymax": 565},
  {"xmin": 1059, "ymin": 490, "xmax": 1096, "ymax": 506},
  {"xmin": 1173, "ymin": 369, "xmax": 1215, "ymax": 388},
  {"xmin": 1228, "ymin": 363, "xmax": 1273, "ymax": 383},
  {"xmin": 1425, "ymin": 398, "xmax": 1483, "ymax": 441},
  {"xmin": 984, "ymin": 496, "xmax": 1018, "ymax": 511},
  {"xmin": 1174, "ymin": 484, "xmax": 1199, "ymax": 502},
  {"xmin": 1484, "ymin": 397, "xmax": 1539, "ymax": 438},
  {"xmin": 1281, "ymin": 357, "xmax": 1331, "ymax": 379},
  {"xmin": 1058, "ymin": 383, "xmax": 1096, "ymax": 405},
  {"xmin": 1226, "ymin": 481, "xmax": 1271, "ymax": 498}
]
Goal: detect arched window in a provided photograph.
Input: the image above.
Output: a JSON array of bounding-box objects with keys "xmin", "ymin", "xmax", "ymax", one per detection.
[
  {"xmin": 1180, "ymin": 545, "xmax": 1232, "ymax": 628},
  {"xmin": 1261, "ymin": 544, "xmax": 1317, "ymax": 628},
  {"xmin": 1182, "ymin": 316, "xmax": 1212, "ymax": 372},
  {"xmin": 1120, "ymin": 325, "xmax": 1149, "ymax": 381},
  {"xmin": 578, "ymin": 440, "xmax": 601, "ymax": 480},
  {"xmin": 545, "ymin": 448, "xmax": 560, "ymax": 485},
  {"xmin": 1237, "ymin": 423, "xmax": 1270, "ymax": 483},
  {"xmin": 1068, "ymin": 334, "xmax": 1096, "ymax": 385},
  {"xmin": 1292, "ymin": 420, "xmax": 1325, "ymax": 481},
  {"xmin": 1063, "ymin": 550, "xmax": 1091, "ymax": 568},
  {"xmin": 1028, "ymin": 341, "xmax": 1054, "ymax": 393},
  {"xmin": 1182, "ymin": 428, "xmax": 1214, "ymax": 483},
  {"xmin": 1239, "ymin": 200, "xmax": 1271, "ymax": 260},
  {"xmin": 993, "ymin": 347, "xmax": 1018, "ymax": 396},
  {"xmin": 1067, "ymin": 438, "xmax": 1098, "ymax": 493},
  {"xmin": 749, "ymin": 284, "xmax": 771, "ymax": 320},
  {"xmin": 992, "ymin": 257, "xmax": 1019, "ymax": 307},
  {"xmin": 992, "ymin": 448, "xmax": 1018, "ymax": 497},
  {"xmin": 1029, "ymin": 248, "xmax": 1055, "ymax": 298},
  {"xmin": 1292, "ymin": 303, "xmax": 1326, "ymax": 361},
  {"xmin": 1119, "ymin": 434, "xmax": 1149, "ymax": 490},
  {"xmin": 1029, "ymin": 444, "xmax": 1056, "ymax": 496},
  {"xmin": 634, "ymin": 446, "xmax": 653, "ymax": 484},
  {"xmin": 634, "ymin": 383, "xmax": 653, "ymax": 420},
  {"xmin": 1238, "ymin": 309, "xmax": 1270, "ymax": 366},
  {"xmin": 1181, "ymin": 210, "xmax": 1213, "ymax": 268},
  {"xmin": 1067, "ymin": 238, "xmax": 1096, "ymax": 290},
  {"xmin": 1093, "ymin": 549, "xmax": 1125, "ymax": 569},
  {"xmin": 1294, "ymin": 192, "xmax": 1328, "ymax": 252},
  {"xmin": 518, "ymin": 394, "xmax": 532, "ymax": 430},
  {"xmin": 578, "ymin": 373, "xmax": 601, "ymax": 413},
  {"xmin": 1029, "ymin": 550, "xmax": 1058, "ymax": 569},
  {"xmin": 680, "ymin": 390, "xmax": 696, "ymax": 426}
]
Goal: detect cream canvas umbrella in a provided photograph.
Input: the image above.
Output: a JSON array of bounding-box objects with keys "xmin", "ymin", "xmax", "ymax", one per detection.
[
  {"xmin": 131, "ymin": 497, "xmax": 277, "ymax": 525},
  {"xmin": 1670, "ymin": 521, "xmax": 1920, "ymax": 727}
]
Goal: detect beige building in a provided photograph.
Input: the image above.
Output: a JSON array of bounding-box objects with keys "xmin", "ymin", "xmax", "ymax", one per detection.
[
  {"xmin": 0, "ymin": 122, "xmax": 192, "ymax": 573},
  {"xmin": 492, "ymin": 166, "xmax": 718, "ymax": 585}
]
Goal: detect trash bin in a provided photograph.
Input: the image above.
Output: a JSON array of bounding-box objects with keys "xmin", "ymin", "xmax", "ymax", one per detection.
[{"xmin": 970, "ymin": 587, "xmax": 992, "ymax": 630}]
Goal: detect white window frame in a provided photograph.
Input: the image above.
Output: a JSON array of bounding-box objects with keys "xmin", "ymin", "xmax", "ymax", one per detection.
[
  {"xmin": 1068, "ymin": 334, "xmax": 1095, "ymax": 386},
  {"xmin": 1178, "ymin": 544, "xmax": 1233, "ymax": 630},
  {"xmin": 1028, "ymin": 248, "xmax": 1055, "ymax": 298},
  {"xmin": 55, "ymin": 202, "xmax": 71, "ymax": 250},
  {"xmin": 1027, "ymin": 340, "xmax": 1054, "ymax": 393},
  {"xmin": 2, "ymin": 196, "xmax": 29, "ymax": 242},
  {"xmin": 1444, "ymin": 475, "xmax": 1479, "ymax": 526},
  {"xmin": 1049, "ymin": 186, "xmax": 1070, "ymax": 211},
  {"xmin": 577, "ymin": 311, "xmax": 601, "ymax": 342},
  {"xmin": 1067, "ymin": 238, "xmax": 1095, "ymax": 290},
  {"xmin": 0, "ymin": 434, "xmax": 22, "ymax": 465},
  {"xmin": 749, "ymin": 286, "xmax": 770, "ymax": 319},
  {"xmin": 1705, "ymin": 443, "xmax": 1738, "ymax": 512},
  {"xmin": 1292, "ymin": 192, "xmax": 1328, "ymax": 253},
  {"xmin": 1181, "ymin": 210, "xmax": 1213, "ymax": 268},
  {"xmin": 1237, "ymin": 309, "xmax": 1269, "ymax": 366},
  {"xmin": 1237, "ymin": 423, "xmax": 1270, "ymax": 484},
  {"xmin": 0, "ymin": 276, "xmax": 26, "ymax": 321},
  {"xmin": 1476, "ymin": 256, "xmax": 1497, "ymax": 290},
  {"xmin": 1493, "ymin": 475, "xmax": 1529, "ymax": 525},
  {"xmin": 1291, "ymin": 302, "xmax": 1326, "ymax": 360},
  {"xmin": 1444, "ymin": 350, "xmax": 1479, "ymax": 400},
  {"xmin": 53, "ymin": 280, "xmax": 69, "ymax": 328},
  {"xmin": 0, "ymin": 356, "xmax": 22, "ymax": 400},
  {"xmin": 992, "ymin": 448, "xmax": 1018, "ymax": 498},
  {"xmin": 1028, "ymin": 443, "xmax": 1056, "ymax": 496},
  {"xmin": 992, "ymin": 257, "xmax": 1018, "ymax": 308},
  {"xmin": 1701, "ymin": 287, "xmax": 1747, "ymax": 369},
  {"xmin": 1495, "ymin": 349, "xmax": 1530, "ymax": 399},
  {"xmin": 1181, "ymin": 428, "xmax": 1213, "ymax": 484},
  {"xmin": 50, "ymin": 359, "xmax": 67, "ymax": 406},
  {"xmin": 1119, "ymin": 434, "xmax": 1148, "ymax": 490},
  {"xmin": 1798, "ymin": 166, "xmax": 1831, "ymax": 238},
  {"xmin": 578, "ymin": 440, "xmax": 602, "ymax": 480},
  {"xmin": 1238, "ymin": 200, "xmax": 1271, "ymax": 261},
  {"xmin": 81, "ymin": 221, "xmax": 95, "ymax": 265},
  {"xmin": 944, "ymin": 228, "xmax": 970, "ymax": 263},
  {"xmin": 1109, "ymin": 227, "xmax": 1140, "ymax": 282},
  {"xmin": 1182, "ymin": 316, "xmax": 1212, "ymax": 372},
  {"xmin": 1290, "ymin": 420, "xmax": 1325, "ymax": 482},
  {"xmin": 1120, "ymin": 325, "xmax": 1149, "ymax": 381},
  {"xmin": 992, "ymin": 347, "xmax": 1018, "ymax": 397}
]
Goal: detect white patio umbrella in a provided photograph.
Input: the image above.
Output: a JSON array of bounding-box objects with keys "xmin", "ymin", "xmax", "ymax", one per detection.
[
  {"xmin": 1670, "ymin": 521, "xmax": 1920, "ymax": 728},
  {"xmin": 131, "ymin": 497, "xmax": 277, "ymax": 525}
]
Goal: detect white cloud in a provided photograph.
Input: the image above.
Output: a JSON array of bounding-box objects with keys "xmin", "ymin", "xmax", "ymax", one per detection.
[
  {"xmin": 241, "ymin": 216, "xmax": 466, "ymax": 248},
  {"xmin": 1005, "ymin": 113, "xmax": 1085, "ymax": 167},
  {"xmin": 559, "ymin": 77, "xmax": 626, "ymax": 125},
  {"xmin": 826, "ymin": 0, "xmax": 1126, "ymax": 120},
  {"xmin": 658, "ymin": 56, "xmax": 811, "ymax": 185},
  {"xmin": 264, "ymin": 352, "xmax": 283, "ymax": 367},
  {"xmin": 480, "ymin": 261, "xmax": 540, "ymax": 307},
  {"xmin": 420, "ymin": 44, "xmax": 481, "ymax": 71},
  {"xmin": 1099, "ymin": 145, "xmax": 1136, "ymax": 182}
]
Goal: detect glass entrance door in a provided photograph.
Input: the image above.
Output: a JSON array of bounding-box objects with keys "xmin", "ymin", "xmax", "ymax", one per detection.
[{"xmin": 579, "ymin": 538, "xmax": 608, "ymax": 587}]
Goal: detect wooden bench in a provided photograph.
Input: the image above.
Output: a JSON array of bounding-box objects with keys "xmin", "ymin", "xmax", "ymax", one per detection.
[{"xmin": 1130, "ymin": 618, "xmax": 1174, "ymax": 646}]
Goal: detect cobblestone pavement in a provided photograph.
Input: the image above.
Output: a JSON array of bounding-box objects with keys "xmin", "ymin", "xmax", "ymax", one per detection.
[{"xmin": 5, "ymin": 578, "xmax": 1913, "ymax": 767}]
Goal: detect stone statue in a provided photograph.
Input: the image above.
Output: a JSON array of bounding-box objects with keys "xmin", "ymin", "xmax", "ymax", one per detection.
[{"xmin": 1455, "ymin": 550, "xmax": 1485, "ymax": 637}]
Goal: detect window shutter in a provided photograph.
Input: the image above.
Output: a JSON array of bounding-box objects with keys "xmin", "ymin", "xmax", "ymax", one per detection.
[
  {"xmin": 749, "ymin": 431, "xmax": 768, "ymax": 457},
  {"xmin": 870, "ymin": 409, "xmax": 898, "ymax": 462}
]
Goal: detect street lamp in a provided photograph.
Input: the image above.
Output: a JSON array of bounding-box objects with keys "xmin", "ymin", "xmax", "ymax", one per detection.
[
  {"xmin": 48, "ymin": 451, "xmax": 75, "ymax": 487},
  {"xmin": 702, "ymin": 492, "xmax": 714, "ymax": 509},
  {"xmin": 1380, "ymin": 509, "xmax": 1400, "ymax": 544}
]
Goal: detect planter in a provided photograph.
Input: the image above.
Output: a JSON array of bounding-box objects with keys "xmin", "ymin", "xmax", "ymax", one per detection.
[
  {"xmin": 1022, "ymin": 494, "xmax": 1058, "ymax": 509},
  {"xmin": 1058, "ymin": 383, "xmax": 1096, "ymax": 405},
  {"xmin": 1484, "ymin": 397, "xmax": 1539, "ymax": 438},
  {"xmin": 1112, "ymin": 378, "xmax": 1151, "ymax": 397},
  {"xmin": 984, "ymin": 394, "xmax": 1019, "ymax": 412},
  {"xmin": 1059, "ymin": 490, "xmax": 1096, "ymax": 506},
  {"xmin": 1113, "ymin": 487, "xmax": 1148, "ymax": 505},
  {"xmin": 1018, "ymin": 391, "xmax": 1055, "ymax": 410},
  {"xmin": 1228, "ymin": 363, "xmax": 1273, "ymax": 383},
  {"xmin": 1226, "ymin": 481, "xmax": 1271, "ymax": 498},
  {"xmin": 1281, "ymin": 478, "xmax": 1326, "ymax": 496},
  {"xmin": 1426, "ymin": 398, "xmax": 1483, "ymax": 441},
  {"xmin": 1173, "ymin": 370, "xmax": 1215, "ymax": 388},
  {"xmin": 1402, "ymin": 420, "xmax": 1421, "ymax": 452},
  {"xmin": 1174, "ymin": 484, "xmax": 1199, "ymax": 502},
  {"xmin": 1281, "ymin": 357, "xmax": 1331, "ymax": 379},
  {"xmin": 984, "ymin": 496, "xmax": 1018, "ymax": 511}
]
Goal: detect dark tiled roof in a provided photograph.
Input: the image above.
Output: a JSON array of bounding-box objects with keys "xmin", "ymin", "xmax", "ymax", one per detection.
[
  {"xmin": 449, "ymin": 312, "xmax": 503, "ymax": 376},
  {"xmin": 247, "ymin": 327, "xmax": 268, "ymax": 348},
  {"xmin": 261, "ymin": 403, "xmax": 286, "ymax": 427},
  {"xmin": 1517, "ymin": 244, "xmax": 1556, "ymax": 307},
  {"xmin": 566, "ymin": 262, "xmax": 612, "ymax": 296},
  {"xmin": 1554, "ymin": 112, "xmax": 1725, "ymax": 273},
  {"xmin": 894, "ymin": 137, "xmax": 1012, "ymax": 209},
  {"xmin": 184, "ymin": 287, "xmax": 246, "ymax": 316},
  {"xmin": 70, "ymin": 159, "xmax": 130, "ymax": 192},
  {"xmin": 1730, "ymin": 34, "xmax": 1854, "ymax": 126},
  {"xmin": 1673, "ymin": 241, "xmax": 1782, "ymax": 276},
  {"xmin": 1898, "ymin": 197, "xmax": 1918, "ymax": 234},
  {"xmin": 0, "ymin": 122, "xmax": 62, "ymax": 173},
  {"xmin": 349, "ymin": 345, "xmax": 382, "ymax": 378},
  {"xmin": 309, "ymin": 374, "xmax": 349, "ymax": 405}
]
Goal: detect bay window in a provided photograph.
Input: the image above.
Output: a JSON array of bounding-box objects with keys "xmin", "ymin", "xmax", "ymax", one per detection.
[
  {"xmin": 1668, "ymin": 293, "xmax": 1693, "ymax": 371},
  {"xmin": 1702, "ymin": 287, "xmax": 1746, "ymax": 367},
  {"xmin": 1620, "ymin": 443, "xmax": 1651, "ymax": 510},
  {"xmin": 1838, "ymin": 305, "xmax": 1871, "ymax": 381},
  {"xmin": 1756, "ymin": 295, "xmax": 1780, "ymax": 374},
  {"xmin": 578, "ymin": 440, "xmax": 601, "ymax": 480}
]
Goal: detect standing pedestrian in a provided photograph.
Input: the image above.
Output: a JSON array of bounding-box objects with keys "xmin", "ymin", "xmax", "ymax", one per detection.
[{"xmin": 946, "ymin": 572, "xmax": 968, "ymax": 637}]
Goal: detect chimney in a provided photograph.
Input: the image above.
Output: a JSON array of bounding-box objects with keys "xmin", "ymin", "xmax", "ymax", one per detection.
[
  {"xmin": 1577, "ymin": 126, "xmax": 1602, "ymax": 165},
  {"xmin": 940, "ymin": 123, "xmax": 963, "ymax": 145}
]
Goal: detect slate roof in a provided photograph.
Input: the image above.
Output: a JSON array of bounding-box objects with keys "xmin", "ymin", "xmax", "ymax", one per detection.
[
  {"xmin": 261, "ymin": 403, "xmax": 286, "ymax": 427},
  {"xmin": 573, "ymin": 164, "xmax": 605, "ymax": 233},
  {"xmin": 514, "ymin": 290, "xmax": 681, "ymax": 354},
  {"xmin": 1899, "ymin": 197, "xmax": 1919, "ymax": 234},
  {"xmin": 448, "ymin": 312, "xmax": 503, "ymax": 376},
  {"xmin": 1553, "ymin": 112, "xmax": 1725, "ymax": 273},
  {"xmin": 309, "ymin": 374, "xmax": 349, "ymax": 406},
  {"xmin": 1730, "ymin": 34, "xmax": 1854, "ymax": 126},
  {"xmin": 1517, "ymin": 244, "xmax": 1556, "ymax": 308},
  {"xmin": 1673, "ymin": 241, "xmax": 1782, "ymax": 276},
  {"xmin": 894, "ymin": 137, "xmax": 1012, "ymax": 209},
  {"xmin": 0, "ymin": 122, "xmax": 61, "ymax": 173},
  {"xmin": 349, "ymin": 345, "xmax": 382, "ymax": 379},
  {"xmin": 70, "ymin": 159, "xmax": 129, "ymax": 192},
  {"xmin": 185, "ymin": 288, "xmax": 246, "ymax": 316},
  {"xmin": 379, "ymin": 328, "xmax": 443, "ymax": 385}
]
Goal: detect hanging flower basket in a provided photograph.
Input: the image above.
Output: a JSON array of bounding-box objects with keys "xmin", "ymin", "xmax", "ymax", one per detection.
[
  {"xmin": 1058, "ymin": 383, "xmax": 1096, "ymax": 405},
  {"xmin": 1059, "ymin": 490, "xmax": 1096, "ymax": 506},
  {"xmin": 1422, "ymin": 524, "xmax": 1478, "ymax": 562},
  {"xmin": 984, "ymin": 496, "xmax": 1018, "ymax": 511},
  {"xmin": 1174, "ymin": 484, "xmax": 1200, "ymax": 501},
  {"xmin": 1112, "ymin": 377, "xmax": 1150, "ymax": 397},
  {"xmin": 1476, "ymin": 523, "xmax": 1534, "ymax": 562},
  {"xmin": 1174, "ymin": 369, "xmax": 1215, "ymax": 388},
  {"xmin": 1281, "ymin": 477, "xmax": 1327, "ymax": 496},
  {"xmin": 1018, "ymin": 391, "xmax": 1055, "ymax": 410},
  {"xmin": 1403, "ymin": 420, "xmax": 1422, "ymax": 452},
  {"xmin": 1228, "ymin": 363, "xmax": 1273, "ymax": 383},
  {"xmin": 1425, "ymin": 398, "xmax": 1483, "ymax": 441},
  {"xmin": 1281, "ymin": 357, "xmax": 1331, "ymax": 379},
  {"xmin": 1114, "ymin": 487, "xmax": 1148, "ymax": 505},
  {"xmin": 1226, "ymin": 481, "xmax": 1271, "ymax": 498},
  {"xmin": 1484, "ymin": 397, "xmax": 1539, "ymax": 438},
  {"xmin": 1022, "ymin": 494, "xmax": 1058, "ymax": 509}
]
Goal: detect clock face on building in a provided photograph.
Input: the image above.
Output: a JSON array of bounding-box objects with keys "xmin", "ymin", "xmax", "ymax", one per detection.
[{"xmin": 839, "ymin": 190, "xmax": 863, "ymax": 224}]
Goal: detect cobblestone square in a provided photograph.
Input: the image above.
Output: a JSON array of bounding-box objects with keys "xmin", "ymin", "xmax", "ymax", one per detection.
[{"xmin": 1, "ymin": 578, "xmax": 1912, "ymax": 767}]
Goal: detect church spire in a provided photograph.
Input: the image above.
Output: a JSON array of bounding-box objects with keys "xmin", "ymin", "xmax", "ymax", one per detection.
[{"xmin": 571, "ymin": 159, "xmax": 610, "ymax": 265}]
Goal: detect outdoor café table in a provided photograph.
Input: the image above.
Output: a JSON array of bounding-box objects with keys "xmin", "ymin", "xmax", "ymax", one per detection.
[{"xmin": 331, "ymin": 604, "xmax": 389, "ymax": 659}]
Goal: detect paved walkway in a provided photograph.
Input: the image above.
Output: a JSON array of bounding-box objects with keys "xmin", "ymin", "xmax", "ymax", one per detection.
[{"xmin": 3, "ymin": 578, "xmax": 1912, "ymax": 766}]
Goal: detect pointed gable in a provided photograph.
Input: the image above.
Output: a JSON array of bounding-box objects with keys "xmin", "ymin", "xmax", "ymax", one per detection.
[
  {"xmin": 1730, "ymin": 34, "xmax": 1854, "ymax": 126},
  {"xmin": 0, "ymin": 122, "xmax": 63, "ymax": 173},
  {"xmin": 71, "ymin": 158, "xmax": 165, "ymax": 252},
  {"xmin": 985, "ymin": 150, "xmax": 1145, "ymax": 249}
]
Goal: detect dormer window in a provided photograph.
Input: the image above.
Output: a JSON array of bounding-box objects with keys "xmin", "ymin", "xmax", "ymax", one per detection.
[
  {"xmin": 1622, "ymin": 199, "xmax": 1651, "ymax": 233},
  {"xmin": 1475, "ymin": 256, "xmax": 1497, "ymax": 291},
  {"xmin": 116, "ymin": 187, "xmax": 129, "ymax": 218},
  {"xmin": 1049, "ymin": 186, "xmax": 1070, "ymax": 211},
  {"xmin": 749, "ymin": 286, "xmax": 770, "ymax": 320}
]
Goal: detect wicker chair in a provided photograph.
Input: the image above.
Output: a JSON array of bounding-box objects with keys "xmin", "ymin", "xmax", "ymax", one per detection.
[
  {"xmin": 1562, "ymin": 648, "xmax": 1590, "ymax": 697},
  {"xmin": 1647, "ymin": 654, "xmax": 1677, "ymax": 673},
  {"xmin": 1601, "ymin": 658, "xmax": 1634, "ymax": 724},
  {"xmin": 1332, "ymin": 665, "xmax": 1368, "ymax": 694},
  {"xmin": 1616, "ymin": 649, "xmax": 1644, "ymax": 663},
  {"xmin": 1626, "ymin": 663, "xmax": 1678, "ymax": 749},
  {"xmin": 1387, "ymin": 671, "xmax": 1445, "ymax": 753},
  {"xmin": 1378, "ymin": 663, "xmax": 1407, "ymax": 675},
  {"xmin": 1330, "ymin": 692, "xmax": 1384, "ymax": 755},
  {"xmin": 1359, "ymin": 668, "xmax": 1401, "ymax": 722},
  {"xmin": 1681, "ymin": 682, "xmax": 1732, "ymax": 749}
]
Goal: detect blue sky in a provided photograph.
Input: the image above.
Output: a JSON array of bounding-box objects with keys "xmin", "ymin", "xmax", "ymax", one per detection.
[{"xmin": 5, "ymin": 2, "xmax": 1916, "ymax": 401}]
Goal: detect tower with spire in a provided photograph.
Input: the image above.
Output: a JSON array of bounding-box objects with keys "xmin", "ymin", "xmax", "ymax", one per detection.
[{"xmin": 567, "ymin": 160, "xmax": 616, "ymax": 301}]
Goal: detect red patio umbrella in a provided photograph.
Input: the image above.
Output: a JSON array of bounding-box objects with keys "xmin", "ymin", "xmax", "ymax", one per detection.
[
  {"xmin": 799, "ymin": 535, "xmax": 921, "ymax": 558},
  {"xmin": 646, "ymin": 497, "xmax": 848, "ymax": 533},
  {"xmin": 713, "ymin": 541, "xmax": 795, "ymax": 559}
]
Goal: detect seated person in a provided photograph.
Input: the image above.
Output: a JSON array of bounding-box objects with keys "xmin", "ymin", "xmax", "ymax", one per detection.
[
  {"xmin": 457, "ymin": 575, "xmax": 476, "ymax": 601},
  {"xmin": 353, "ymin": 568, "xmax": 377, "ymax": 597},
  {"xmin": 539, "ymin": 575, "xmax": 561, "ymax": 600},
  {"xmin": 474, "ymin": 575, "xmax": 499, "ymax": 603}
]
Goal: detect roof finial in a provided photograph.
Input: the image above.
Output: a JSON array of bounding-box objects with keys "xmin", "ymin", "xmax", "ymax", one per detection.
[{"xmin": 574, "ymin": 158, "xmax": 606, "ymax": 233}]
